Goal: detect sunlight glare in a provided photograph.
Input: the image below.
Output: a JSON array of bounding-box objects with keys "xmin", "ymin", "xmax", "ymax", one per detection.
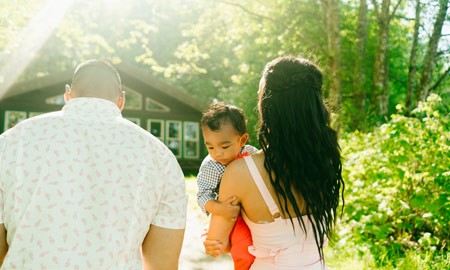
[{"xmin": 0, "ymin": 0, "xmax": 74, "ymax": 99}]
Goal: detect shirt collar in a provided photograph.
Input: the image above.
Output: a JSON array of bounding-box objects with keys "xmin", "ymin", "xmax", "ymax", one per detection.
[{"xmin": 62, "ymin": 97, "xmax": 122, "ymax": 119}]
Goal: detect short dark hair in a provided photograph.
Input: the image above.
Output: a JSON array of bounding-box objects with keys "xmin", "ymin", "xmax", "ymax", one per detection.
[
  {"xmin": 201, "ymin": 102, "xmax": 247, "ymax": 135},
  {"xmin": 71, "ymin": 60, "xmax": 122, "ymax": 99}
]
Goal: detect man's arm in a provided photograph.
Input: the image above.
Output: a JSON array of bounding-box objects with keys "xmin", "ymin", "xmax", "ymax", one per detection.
[
  {"xmin": 0, "ymin": 139, "xmax": 7, "ymax": 265},
  {"xmin": 0, "ymin": 224, "xmax": 8, "ymax": 266},
  {"xmin": 145, "ymin": 147, "xmax": 187, "ymax": 269},
  {"xmin": 141, "ymin": 225, "xmax": 185, "ymax": 270}
]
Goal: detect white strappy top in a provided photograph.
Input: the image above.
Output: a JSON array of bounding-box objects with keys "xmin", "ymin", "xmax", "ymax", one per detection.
[{"xmin": 242, "ymin": 156, "xmax": 327, "ymax": 270}]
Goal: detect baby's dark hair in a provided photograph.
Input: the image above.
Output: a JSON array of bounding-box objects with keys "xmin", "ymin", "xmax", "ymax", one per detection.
[{"xmin": 201, "ymin": 102, "xmax": 247, "ymax": 135}]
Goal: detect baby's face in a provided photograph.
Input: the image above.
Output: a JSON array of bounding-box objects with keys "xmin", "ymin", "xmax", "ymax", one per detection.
[{"xmin": 202, "ymin": 123, "xmax": 247, "ymax": 166}]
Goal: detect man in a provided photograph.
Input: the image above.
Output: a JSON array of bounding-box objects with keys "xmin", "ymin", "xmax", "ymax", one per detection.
[{"xmin": 0, "ymin": 60, "xmax": 187, "ymax": 269}]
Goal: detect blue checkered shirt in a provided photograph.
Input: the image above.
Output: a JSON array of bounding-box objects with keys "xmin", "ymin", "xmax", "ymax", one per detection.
[{"xmin": 196, "ymin": 145, "xmax": 258, "ymax": 215}]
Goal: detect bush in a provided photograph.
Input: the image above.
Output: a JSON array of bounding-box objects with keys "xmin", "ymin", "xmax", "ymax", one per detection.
[{"xmin": 337, "ymin": 94, "xmax": 449, "ymax": 268}]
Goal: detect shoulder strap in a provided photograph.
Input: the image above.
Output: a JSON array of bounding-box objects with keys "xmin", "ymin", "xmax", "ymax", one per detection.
[{"xmin": 243, "ymin": 156, "xmax": 280, "ymax": 217}]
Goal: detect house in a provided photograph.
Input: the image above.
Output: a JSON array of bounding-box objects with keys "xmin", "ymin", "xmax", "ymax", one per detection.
[{"xmin": 0, "ymin": 62, "xmax": 208, "ymax": 174}]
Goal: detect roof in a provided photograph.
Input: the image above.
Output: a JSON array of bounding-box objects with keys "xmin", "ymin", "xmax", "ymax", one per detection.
[{"xmin": 2, "ymin": 62, "xmax": 208, "ymax": 112}]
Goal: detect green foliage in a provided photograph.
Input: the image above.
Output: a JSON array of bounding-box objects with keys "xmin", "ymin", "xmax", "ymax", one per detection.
[
  {"xmin": 3, "ymin": 0, "xmax": 448, "ymax": 135},
  {"xmin": 151, "ymin": 0, "xmax": 328, "ymax": 143},
  {"xmin": 337, "ymin": 94, "xmax": 450, "ymax": 268},
  {"xmin": 2, "ymin": 1, "xmax": 450, "ymax": 268},
  {"xmin": 0, "ymin": 0, "xmax": 48, "ymax": 50}
]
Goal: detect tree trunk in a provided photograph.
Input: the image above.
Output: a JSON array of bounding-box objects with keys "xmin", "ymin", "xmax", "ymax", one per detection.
[
  {"xmin": 428, "ymin": 66, "xmax": 450, "ymax": 94},
  {"xmin": 417, "ymin": 0, "xmax": 449, "ymax": 101},
  {"xmin": 352, "ymin": 0, "xmax": 368, "ymax": 129},
  {"xmin": 371, "ymin": 0, "xmax": 391, "ymax": 119},
  {"xmin": 320, "ymin": 0, "xmax": 342, "ymax": 128},
  {"xmin": 405, "ymin": 0, "xmax": 421, "ymax": 115}
]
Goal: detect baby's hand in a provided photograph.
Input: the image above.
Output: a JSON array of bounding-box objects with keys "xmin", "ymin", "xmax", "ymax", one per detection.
[
  {"xmin": 203, "ymin": 237, "xmax": 224, "ymax": 258},
  {"xmin": 201, "ymin": 225, "xmax": 224, "ymax": 257},
  {"xmin": 218, "ymin": 196, "xmax": 240, "ymax": 221}
]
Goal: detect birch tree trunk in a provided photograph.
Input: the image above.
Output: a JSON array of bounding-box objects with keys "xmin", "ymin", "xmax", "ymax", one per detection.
[
  {"xmin": 417, "ymin": 0, "xmax": 449, "ymax": 101},
  {"xmin": 352, "ymin": 0, "xmax": 368, "ymax": 128},
  {"xmin": 320, "ymin": 0, "xmax": 342, "ymax": 128},
  {"xmin": 405, "ymin": 0, "xmax": 421, "ymax": 115}
]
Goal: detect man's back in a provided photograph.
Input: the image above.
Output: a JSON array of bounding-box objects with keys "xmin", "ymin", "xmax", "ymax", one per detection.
[{"xmin": 0, "ymin": 98, "xmax": 187, "ymax": 269}]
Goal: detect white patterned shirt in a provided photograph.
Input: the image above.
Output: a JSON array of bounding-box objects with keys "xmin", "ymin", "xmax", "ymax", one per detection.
[
  {"xmin": 0, "ymin": 98, "xmax": 187, "ymax": 269},
  {"xmin": 196, "ymin": 145, "xmax": 258, "ymax": 214}
]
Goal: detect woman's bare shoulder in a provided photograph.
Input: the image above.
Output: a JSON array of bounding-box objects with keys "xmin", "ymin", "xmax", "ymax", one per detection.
[
  {"xmin": 217, "ymin": 159, "xmax": 249, "ymax": 201},
  {"xmin": 222, "ymin": 152, "xmax": 264, "ymax": 186},
  {"xmin": 222, "ymin": 158, "xmax": 248, "ymax": 180},
  {"xmin": 225, "ymin": 152, "xmax": 263, "ymax": 175},
  {"xmin": 250, "ymin": 151, "xmax": 265, "ymax": 164}
]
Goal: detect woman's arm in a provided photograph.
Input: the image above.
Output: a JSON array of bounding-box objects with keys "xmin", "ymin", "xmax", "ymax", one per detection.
[{"xmin": 205, "ymin": 159, "xmax": 246, "ymax": 255}]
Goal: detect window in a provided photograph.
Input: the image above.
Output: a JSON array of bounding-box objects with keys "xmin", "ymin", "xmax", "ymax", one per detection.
[
  {"xmin": 45, "ymin": 94, "xmax": 65, "ymax": 105},
  {"xmin": 184, "ymin": 122, "xmax": 199, "ymax": 159},
  {"xmin": 147, "ymin": 119, "xmax": 164, "ymax": 142},
  {"xmin": 145, "ymin": 97, "xmax": 170, "ymax": 112},
  {"xmin": 4, "ymin": 111, "xmax": 27, "ymax": 130},
  {"xmin": 166, "ymin": 121, "xmax": 181, "ymax": 158},
  {"xmin": 28, "ymin": 112, "xmax": 44, "ymax": 117},
  {"xmin": 123, "ymin": 87, "xmax": 143, "ymax": 110},
  {"xmin": 125, "ymin": 117, "xmax": 141, "ymax": 126}
]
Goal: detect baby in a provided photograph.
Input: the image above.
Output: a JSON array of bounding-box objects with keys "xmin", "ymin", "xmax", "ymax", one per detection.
[{"xmin": 197, "ymin": 102, "xmax": 258, "ymax": 269}]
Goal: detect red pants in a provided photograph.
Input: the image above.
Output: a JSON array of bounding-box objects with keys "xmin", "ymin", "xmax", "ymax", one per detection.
[{"xmin": 230, "ymin": 215, "xmax": 255, "ymax": 270}]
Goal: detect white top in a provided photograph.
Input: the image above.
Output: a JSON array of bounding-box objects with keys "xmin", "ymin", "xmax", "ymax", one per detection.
[
  {"xmin": 242, "ymin": 156, "xmax": 327, "ymax": 270},
  {"xmin": 0, "ymin": 98, "xmax": 188, "ymax": 269}
]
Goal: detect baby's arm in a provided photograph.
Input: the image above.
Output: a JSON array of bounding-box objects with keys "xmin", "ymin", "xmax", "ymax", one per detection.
[
  {"xmin": 205, "ymin": 197, "xmax": 240, "ymax": 220},
  {"xmin": 196, "ymin": 161, "xmax": 224, "ymax": 214}
]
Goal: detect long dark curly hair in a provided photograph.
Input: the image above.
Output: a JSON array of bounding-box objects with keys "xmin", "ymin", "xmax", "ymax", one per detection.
[{"xmin": 257, "ymin": 56, "xmax": 344, "ymax": 260}]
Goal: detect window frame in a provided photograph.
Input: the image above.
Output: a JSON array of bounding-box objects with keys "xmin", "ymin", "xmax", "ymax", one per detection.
[
  {"xmin": 145, "ymin": 97, "xmax": 170, "ymax": 112},
  {"xmin": 4, "ymin": 110, "xmax": 27, "ymax": 131},
  {"xmin": 123, "ymin": 87, "xmax": 143, "ymax": 110},
  {"xmin": 166, "ymin": 120, "xmax": 182, "ymax": 158},
  {"xmin": 183, "ymin": 121, "xmax": 199, "ymax": 159},
  {"xmin": 125, "ymin": 117, "xmax": 141, "ymax": 126},
  {"xmin": 147, "ymin": 119, "xmax": 165, "ymax": 142}
]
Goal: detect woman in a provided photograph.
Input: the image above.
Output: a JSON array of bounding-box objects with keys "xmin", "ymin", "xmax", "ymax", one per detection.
[{"xmin": 204, "ymin": 56, "xmax": 344, "ymax": 269}]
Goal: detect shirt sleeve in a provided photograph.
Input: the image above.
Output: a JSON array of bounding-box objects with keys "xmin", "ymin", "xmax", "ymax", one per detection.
[
  {"xmin": 151, "ymin": 148, "xmax": 188, "ymax": 229},
  {"xmin": 196, "ymin": 159, "xmax": 225, "ymax": 215},
  {"xmin": 244, "ymin": 144, "xmax": 259, "ymax": 155}
]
